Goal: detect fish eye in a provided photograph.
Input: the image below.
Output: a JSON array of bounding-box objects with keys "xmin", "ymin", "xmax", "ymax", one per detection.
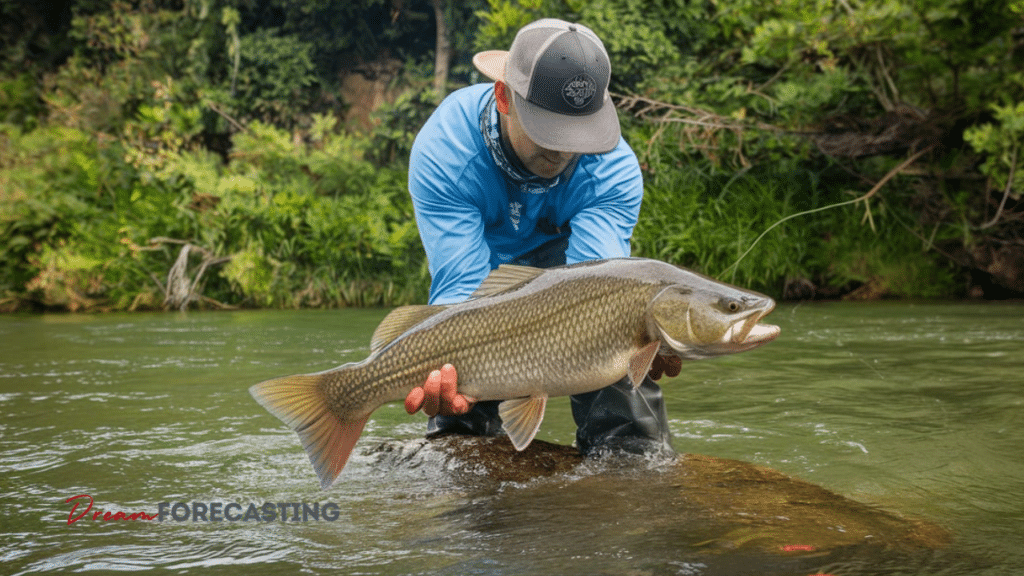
[{"xmin": 721, "ymin": 298, "xmax": 741, "ymax": 313}]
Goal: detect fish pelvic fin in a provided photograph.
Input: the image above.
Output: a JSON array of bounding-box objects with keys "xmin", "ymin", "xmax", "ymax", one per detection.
[
  {"xmin": 628, "ymin": 341, "xmax": 661, "ymax": 388},
  {"xmin": 499, "ymin": 395, "xmax": 548, "ymax": 451},
  {"xmin": 250, "ymin": 374, "xmax": 369, "ymax": 490}
]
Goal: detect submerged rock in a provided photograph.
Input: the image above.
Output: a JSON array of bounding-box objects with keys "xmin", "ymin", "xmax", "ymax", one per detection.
[
  {"xmin": 668, "ymin": 452, "xmax": 949, "ymax": 554},
  {"xmin": 368, "ymin": 435, "xmax": 949, "ymax": 558}
]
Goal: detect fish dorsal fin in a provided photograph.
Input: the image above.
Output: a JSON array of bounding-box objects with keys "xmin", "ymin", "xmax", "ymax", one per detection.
[
  {"xmin": 499, "ymin": 395, "xmax": 548, "ymax": 451},
  {"xmin": 471, "ymin": 264, "xmax": 545, "ymax": 298},
  {"xmin": 628, "ymin": 341, "xmax": 661, "ymax": 389},
  {"xmin": 370, "ymin": 305, "xmax": 447, "ymax": 354}
]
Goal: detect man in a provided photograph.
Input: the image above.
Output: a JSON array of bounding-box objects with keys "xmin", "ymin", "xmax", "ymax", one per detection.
[{"xmin": 403, "ymin": 18, "xmax": 680, "ymax": 454}]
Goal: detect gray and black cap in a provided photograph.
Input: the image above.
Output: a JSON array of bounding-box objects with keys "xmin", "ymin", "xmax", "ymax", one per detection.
[{"xmin": 473, "ymin": 18, "xmax": 620, "ymax": 154}]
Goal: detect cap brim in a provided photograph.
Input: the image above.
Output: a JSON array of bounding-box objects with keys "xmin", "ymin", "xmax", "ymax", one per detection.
[
  {"xmin": 473, "ymin": 51, "xmax": 508, "ymax": 82},
  {"xmin": 513, "ymin": 91, "xmax": 620, "ymax": 154}
]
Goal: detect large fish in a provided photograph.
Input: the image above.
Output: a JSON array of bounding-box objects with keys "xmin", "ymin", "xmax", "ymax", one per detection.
[{"xmin": 250, "ymin": 258, "xmax": 779, "ymax": 489}]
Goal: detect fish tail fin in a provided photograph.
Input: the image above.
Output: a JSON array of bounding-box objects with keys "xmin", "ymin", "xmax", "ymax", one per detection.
[{"xmin": 250, "ymin": 373, "xmax": 369, "ymax": 490}]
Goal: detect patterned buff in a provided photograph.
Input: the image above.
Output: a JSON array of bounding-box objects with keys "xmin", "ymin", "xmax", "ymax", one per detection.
[{"xmin": 478, "ymin": 94, "xmax": 578, "ymax": 193}]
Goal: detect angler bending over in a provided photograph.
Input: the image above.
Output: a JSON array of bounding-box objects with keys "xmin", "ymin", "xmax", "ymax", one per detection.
[{"xmin": 404, "ymin": 18, "xmax": 680, "ymax": 455}]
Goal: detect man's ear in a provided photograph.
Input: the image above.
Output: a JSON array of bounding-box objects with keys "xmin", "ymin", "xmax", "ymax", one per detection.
[{"xmin": 494, "ymin": 80, "xmax": 511, "ymax": 115}]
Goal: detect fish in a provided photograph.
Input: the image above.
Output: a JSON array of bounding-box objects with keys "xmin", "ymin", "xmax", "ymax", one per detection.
[{"xmin": 249, "ymin": 258, "xmax": 780, "ymax": 489}]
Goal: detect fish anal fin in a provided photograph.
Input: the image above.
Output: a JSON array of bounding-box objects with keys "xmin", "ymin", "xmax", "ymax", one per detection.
[
  {"xmin": 628, "ymin": 341, "xmax": 661, "ymax": 389},
  {"xmin": 250, "ymin": 374, "xmax": 369, "ymax": 490},
  {"xmin": 499, "ymin": 395, "xmax": 548, "ymax": 451},
  {"xmin": 370, "ymin": 305, "xmax": 447, "ymax": 354},
  {"xmin": 471, "ymin": 265, "xmax": 544, "ymax": 298}
]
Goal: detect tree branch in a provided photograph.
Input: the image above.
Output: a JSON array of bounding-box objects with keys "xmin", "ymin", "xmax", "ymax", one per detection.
[
  {"xmin": 980, "ymin": 141, "xmax": 1019, "ymax": 230},
  {"xmin": 207, "ymin": 102, "xmax": 248, "ymax": 133}
]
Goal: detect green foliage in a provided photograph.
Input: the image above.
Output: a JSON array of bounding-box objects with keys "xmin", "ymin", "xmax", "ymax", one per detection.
[
  {"xmin": 0, "ymin": 114, "xmax": 428, "ymax": 311},
  {"xmin": 630, "ymin": 154, "xmax": 960, "ymax": 299},
  {"xmin": 2, "ymin": 0, "xmax": 1022, "ymax": 310},
  {"xmin": 0, "ymin": 126, "xmax": 85, "ymax": 293},
  {"xmin": 593, "ymin": 0, "xmax": 1022, "ymax": 186},
  {"xmin": 0, "ymin": 123, "xmax": 161, "ymax": 311},
  {"xmin": 222, "ymin": 245, "xmax": 276, "ymax": 305},
  {"xmin": 631, "ymin": 158, "xmax": 816, "ymax": 295},
  {"xmin": 237, "ymin": 0, "xmax": 425, "ymax": 74},
  {"xmin": 0, "ymin": 73, "xmax": 44, "ymax": 130},
  {"xmin": 812, "ymin": 215, "xmax": 958, "ymax": 300},
  {"xmin": 365, "ymin": 62, "xmax": 441, "ymax": 165},
  {"xmin": 613, "ymin": 0, "xmax": 1019, "ymax": 298},
  {"xmin": 474, "ymin": 0, "xmax": 555, "ymax": 52},
  {"xmin": 574, "ymin": 0, "xmax": 705, "ymax": 91},
  {"xmin": 233, "ymin": 30, "xmax": 318, "ymax": 127},
  {"xmin": 964, "ymin": 97, "xmax": 1024, "ymax": 200}
]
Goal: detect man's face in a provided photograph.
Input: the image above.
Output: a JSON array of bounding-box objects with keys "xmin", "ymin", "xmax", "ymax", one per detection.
[{"xmin": 499, "ymin": 85, "xmax": 578, "ymax": 179}]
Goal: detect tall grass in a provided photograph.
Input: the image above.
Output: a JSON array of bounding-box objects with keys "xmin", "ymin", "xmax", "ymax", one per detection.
[
  {"xmin": 633, "ymin": 162, "xmax": 816, "ymax": 295},
  {"xmin": 631, "ymin": 160, "xmax": 960, "ymax": 299}
]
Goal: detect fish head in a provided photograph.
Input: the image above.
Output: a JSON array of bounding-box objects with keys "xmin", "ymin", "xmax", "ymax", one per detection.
[{"xmin": 648, "ymin": 283, "xmax": 780, "ymax": 360}]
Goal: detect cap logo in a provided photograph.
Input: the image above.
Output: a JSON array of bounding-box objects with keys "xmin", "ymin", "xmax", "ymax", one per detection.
[{"xmin": 562, "ymin": 74, "xmax": 597, "ymax": 109}]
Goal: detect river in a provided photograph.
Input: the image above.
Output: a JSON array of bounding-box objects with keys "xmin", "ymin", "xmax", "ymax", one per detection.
[{"xmin": 1, "ymin": 302, "xmax": 1021, "ymax": 575}]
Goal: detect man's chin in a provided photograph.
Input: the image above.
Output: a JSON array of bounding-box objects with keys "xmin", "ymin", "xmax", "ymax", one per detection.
[{"xmin": 529, "ymin": 164, "xmax": 568, "ymax": 179}]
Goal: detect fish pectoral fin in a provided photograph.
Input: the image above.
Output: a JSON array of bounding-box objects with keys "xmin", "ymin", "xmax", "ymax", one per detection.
[
  {"xmin": 499, "ymin": 395, "xmax": 548, "ymax": 451},
  {"xmin": 370, "ymin": 305, "xmax": 448, "ymax": 354},
  {"xmin": 628, "ymin": 341, "xmax": 661, "ymax": 389},
  {"xmin": 250, "ymin": 374, "xmax": 369, "ymax": 490}
]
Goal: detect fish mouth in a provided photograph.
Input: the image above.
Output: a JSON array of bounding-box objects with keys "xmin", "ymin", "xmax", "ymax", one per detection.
[
  {"xmin": 724, "ymin": 302, "xmax": 780, "ymax": 347},
  {"xmin": 740, "ymin": 321, "xmax": 781, "ymax": 345}
]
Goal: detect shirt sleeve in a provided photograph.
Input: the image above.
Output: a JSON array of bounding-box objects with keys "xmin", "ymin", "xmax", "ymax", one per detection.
[
  {"xmin": 408, "ymin": 123, "xmax": 493, "ymax": 306},
  {"xmin": 564, "ymin": 139, "xmax": 644, "ymax": 264}
]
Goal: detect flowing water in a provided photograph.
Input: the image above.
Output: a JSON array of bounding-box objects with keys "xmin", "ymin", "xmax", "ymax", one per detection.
[{"xmin": 1, "ymin": 302, "xmax": 1021, "ymax": 575}]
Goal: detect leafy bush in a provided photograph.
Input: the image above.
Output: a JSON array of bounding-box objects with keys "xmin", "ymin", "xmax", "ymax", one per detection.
[
  {"xmin": 964, "ymin": 98, "xmax": 1024, "ymax": 207},
  {"xmin": 233, "ymin": 30, "xmax": 318, "ymax": 127},
  {"xmin": 0, "ymin": 113, "xmax": 428, "ymax": 312}
]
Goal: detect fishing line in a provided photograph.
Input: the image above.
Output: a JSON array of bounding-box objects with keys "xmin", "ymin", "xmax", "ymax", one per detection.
[
  {"xmin": 719, "ymin": 196, "xmax": 864, "ymax": 281},
  {"xmin": 720, "ymin": 145, "xmax": 935, "ymax": 281}
]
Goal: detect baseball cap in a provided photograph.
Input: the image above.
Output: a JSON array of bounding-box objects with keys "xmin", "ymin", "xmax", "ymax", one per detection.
[{"xmin": 472, "ymin": 18, "xmax": 620, "ymax": 154}]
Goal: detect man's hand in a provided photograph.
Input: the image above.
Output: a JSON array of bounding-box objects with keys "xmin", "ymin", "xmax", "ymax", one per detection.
[
  {"xmin": 648, "ymin": 354, "xmax": 681, "ymax": 381},
  {"xmin": 404, "ymin": 363, "xmax": 477, "ymax": 417}
]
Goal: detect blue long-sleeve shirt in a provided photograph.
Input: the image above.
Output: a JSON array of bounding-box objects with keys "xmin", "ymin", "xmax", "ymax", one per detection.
[{"xmin": 409, "ymin": 83, "xmax": 644, "ymax": 305}]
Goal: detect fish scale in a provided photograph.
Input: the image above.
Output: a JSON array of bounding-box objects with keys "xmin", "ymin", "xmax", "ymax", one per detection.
[
  {"xmin": 250, "ymin": 258, "xmax": 780, "ymax": 489},
  {"xmin": 340, "ymin": 276, "xmax": 649, "ymax": 405}
]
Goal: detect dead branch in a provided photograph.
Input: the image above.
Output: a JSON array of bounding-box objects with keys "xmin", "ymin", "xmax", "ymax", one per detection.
[
  {"xmin": 612, "ymin": 92, "xmax": 781, "ymax": 133},
  {"xmin": 612, "ymin": 92, "xmax": 784, "ymax": 168},
  {"xmin": 148, "ymin": 237, "xmax": 233, "ymax": 311},
  {"xmin": 858, "ymin": 143, "xmax": 937, "ymax": 202},
  {"xmin": 207, "ymin": 102, "xmax": 248, "ymax": 133},
  {"xmin": 980, "ymin": 142, "xmax": 1019, "ymax": 230}
]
